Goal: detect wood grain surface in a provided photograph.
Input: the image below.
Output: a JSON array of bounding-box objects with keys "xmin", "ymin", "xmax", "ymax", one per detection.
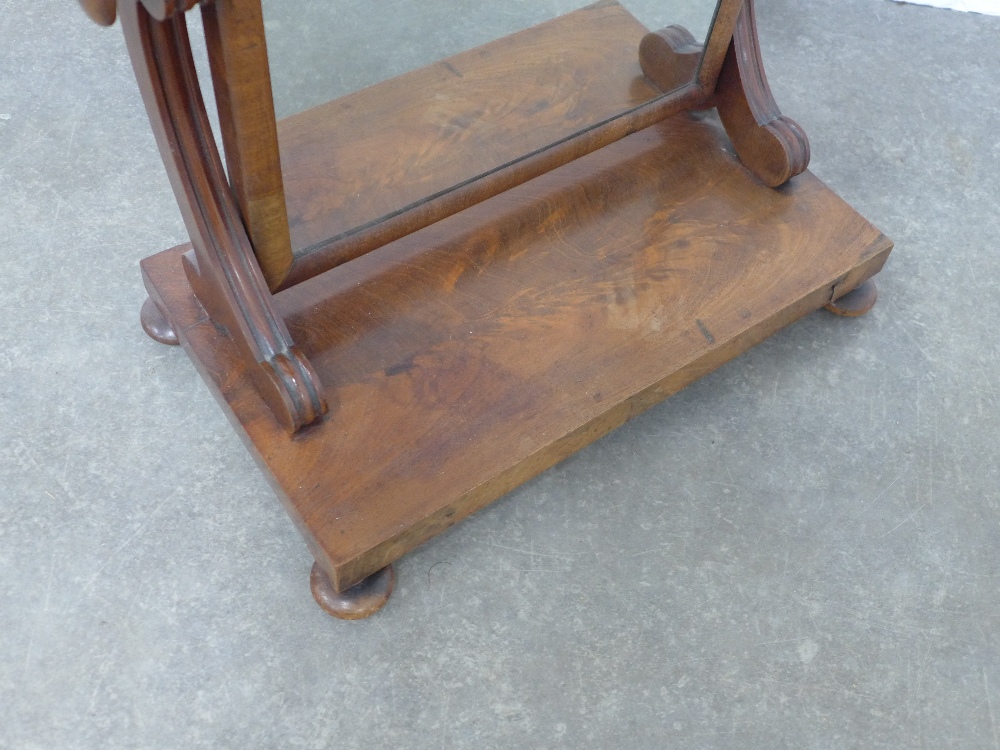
[{"xmin": 142, "ymin": 113, "xmax": 892, "ymax": 592}]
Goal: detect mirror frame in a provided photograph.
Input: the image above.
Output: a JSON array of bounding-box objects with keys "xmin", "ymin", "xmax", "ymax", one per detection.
[{"xmin": 200, "ymin": 0, "xmax": 744, "ymax": 289}]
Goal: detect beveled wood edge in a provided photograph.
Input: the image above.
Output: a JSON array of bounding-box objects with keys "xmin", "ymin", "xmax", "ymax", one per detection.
[{"xmin": 118, "ymin": 1, "xmax": 326, "ymax": 432}]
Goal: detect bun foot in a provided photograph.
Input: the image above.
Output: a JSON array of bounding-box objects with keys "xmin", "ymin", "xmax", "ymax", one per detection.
[
  {"xmin": 310, "ymin": 562, "xmax": 394, "ymax": 620},
  {"xmin": 825, "ymin": 279, "xmax": 878, "ymax": 317},
  {"xmin": 140, "ymin": 297, "xmax": 179, "ymax": 345}
]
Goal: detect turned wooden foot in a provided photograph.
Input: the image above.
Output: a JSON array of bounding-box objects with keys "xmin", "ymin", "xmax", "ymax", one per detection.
[
  {"xmin": 78, "ymin": 0, "xmax": 116, "ymax": 26},
  {"xmin": 140, "ymin": 297, "xmax": 179, "ymax": 345},
  {"xmin": 825, "ymin": 279, "xmax": 878, "ymax": 317},
  {"xmin": 310, "ymin": 562, "xmax": 394, "ymax": 620}
]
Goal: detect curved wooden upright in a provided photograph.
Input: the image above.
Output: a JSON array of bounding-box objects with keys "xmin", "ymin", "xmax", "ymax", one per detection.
[
  {"xmin": 115, "ymin": 0, "xmax": 326, "ymax": 433},
  {"xmin": 640, "ymin": 0, "xmax": 810, "ymax": 188},
  {"xmin": 713, "ymin": 0, "xmax": 810, "ymax": 187}
]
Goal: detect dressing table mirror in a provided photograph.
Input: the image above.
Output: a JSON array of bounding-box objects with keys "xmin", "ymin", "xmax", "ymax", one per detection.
[{"xmin": 79, "ymin": 0, "xmax": 892, "ymax": 619}]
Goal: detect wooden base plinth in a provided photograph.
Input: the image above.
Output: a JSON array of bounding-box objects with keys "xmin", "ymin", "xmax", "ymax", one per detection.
[
  {"xmin": 310, "ymin": 562, "xmax": 394, "ymax": 620},
  {"xmin": 140, "ymin": 112, "xmax": 890, "ymax": 596}
]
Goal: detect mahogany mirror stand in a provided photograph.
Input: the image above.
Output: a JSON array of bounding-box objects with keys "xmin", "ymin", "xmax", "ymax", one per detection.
[{"xmin": 81, "ymin": 0, "xmax": 891, "ymax": 619}]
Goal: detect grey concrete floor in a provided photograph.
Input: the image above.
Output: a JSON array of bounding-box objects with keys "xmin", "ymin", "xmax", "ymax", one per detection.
[{"xmin": 2, "ymin": 0, "xmax": 999, "ymax": 747}]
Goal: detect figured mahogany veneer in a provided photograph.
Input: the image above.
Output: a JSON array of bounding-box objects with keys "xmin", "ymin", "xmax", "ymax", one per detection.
[{"xmin": 142, "ymin": 113, "xmax": 890, "ymax": 593}]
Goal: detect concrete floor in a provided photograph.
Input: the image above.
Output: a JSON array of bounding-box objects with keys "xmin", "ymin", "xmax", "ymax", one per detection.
[{"xmin": 2, "ymin": 0, "xmax": 999, "ymax": 747}]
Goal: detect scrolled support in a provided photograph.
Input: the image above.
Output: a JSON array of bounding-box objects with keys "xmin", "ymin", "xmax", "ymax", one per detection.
[
  {"xmin": 713, "ymin": 0, "xmax": 810, "ymax": 187},
  {"xmin": 118, "ymin": 1, "xmax": 327, "ymax": 432},
  {"xmin": 139, "ymin": 0, "xmax": 202, "ymax": 21}
]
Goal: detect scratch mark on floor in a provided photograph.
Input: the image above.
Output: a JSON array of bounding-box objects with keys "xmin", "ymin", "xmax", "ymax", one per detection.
[
  {"xmin": 878, "ymin": 501, "xmax": 929, "ymax": 539},
  {"xmin": 985, "ymin": 669, "xmax": 999, "ymax": 750}
]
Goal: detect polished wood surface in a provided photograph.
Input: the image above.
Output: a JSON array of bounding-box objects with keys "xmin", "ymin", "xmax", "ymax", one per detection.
[
  {"xmin": 201, "ymin": 0, "xmax": 294, "ymax": 290},
  {"xmin": 274, "ymin": 0, "xmax": 758, "ymax": 288},
  {"xmin": 89, "ymin": 0, "xmax": 806, "ymax": 436},
  {"xmin": 278, "ymin": 0, "xmax": 658, "ymax": 253},
  {"xmin": 83, "ymin": 0, "xmax": 892, "ymax": 616},
  {"xmin": 142, "ymin": 113, "xmax": 891, "ymax": 593}
]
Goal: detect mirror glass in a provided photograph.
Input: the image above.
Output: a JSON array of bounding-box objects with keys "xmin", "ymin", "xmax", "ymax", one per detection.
[{"xmin": 259, "ymin": 0, "xmax": 721, "ymax": 257}]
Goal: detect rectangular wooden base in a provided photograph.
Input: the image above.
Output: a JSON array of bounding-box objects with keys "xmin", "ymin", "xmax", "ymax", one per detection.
[{"xmin": 142, "ymin": 112, "xmax": 890, "ymax": 592}]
